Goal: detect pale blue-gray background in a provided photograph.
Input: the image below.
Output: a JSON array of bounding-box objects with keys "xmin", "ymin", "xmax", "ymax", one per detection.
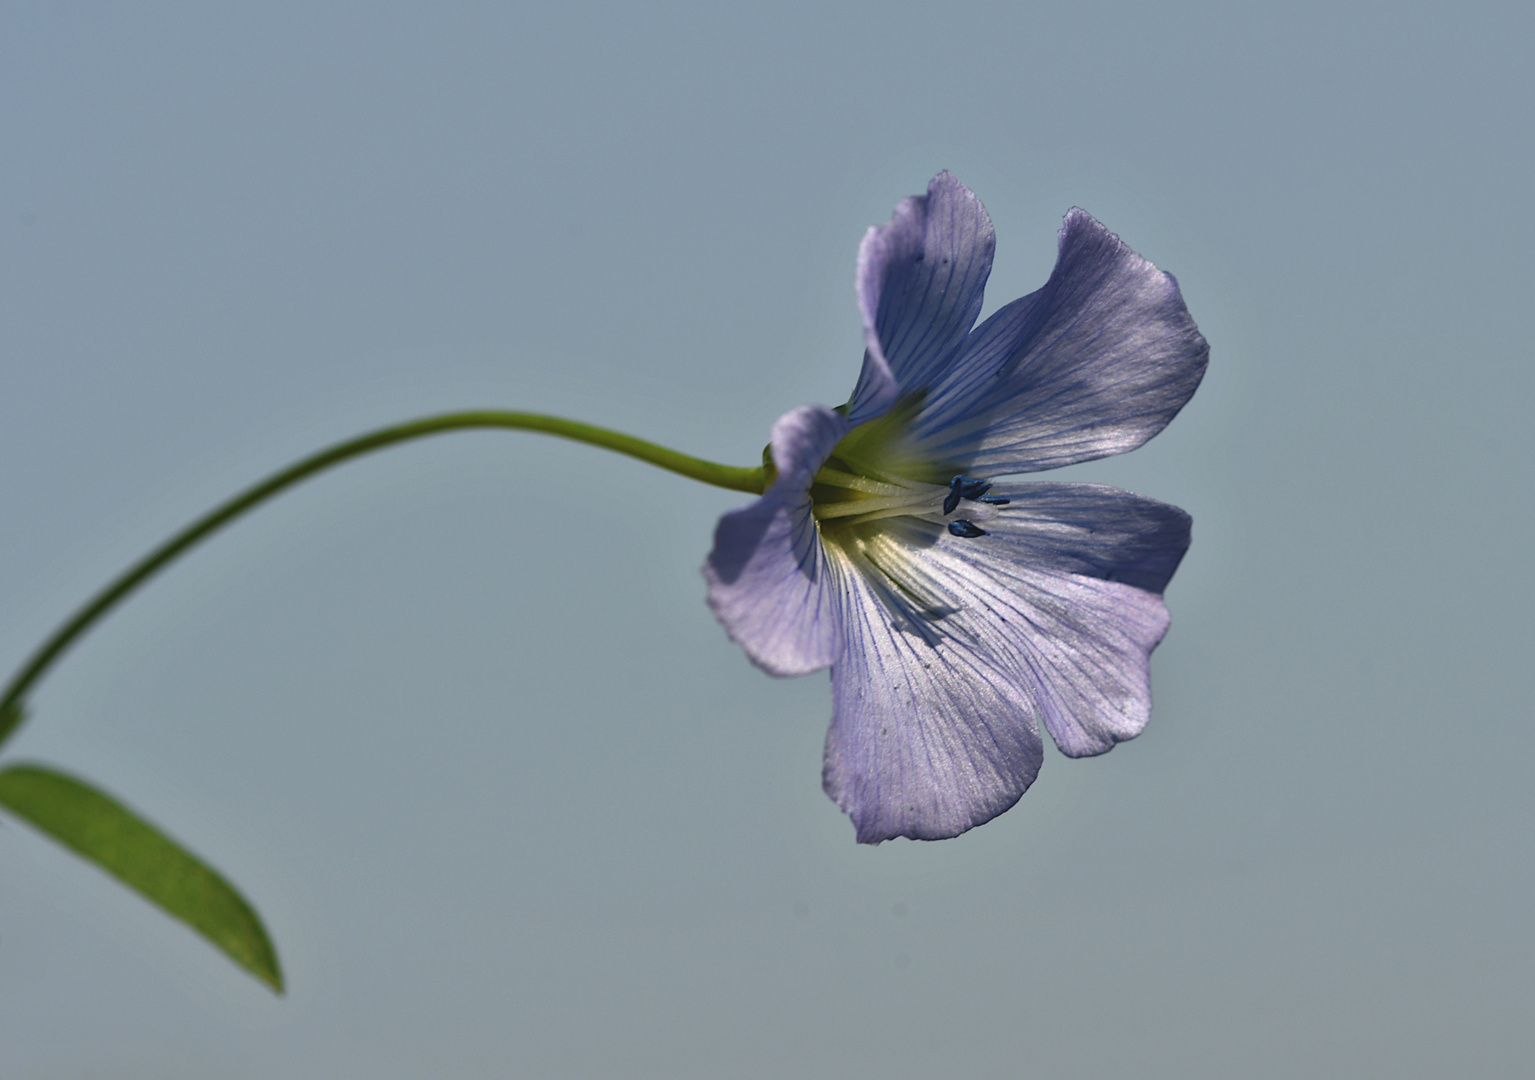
[{"xmin": 2, "ymin": 2, "xmax": 1531, "ymax": 1077}]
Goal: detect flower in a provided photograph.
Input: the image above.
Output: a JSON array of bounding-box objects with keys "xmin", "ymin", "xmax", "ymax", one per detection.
[{"xmin": 704, "ymin": 173, "xmax": 1208, "ymax": 843}]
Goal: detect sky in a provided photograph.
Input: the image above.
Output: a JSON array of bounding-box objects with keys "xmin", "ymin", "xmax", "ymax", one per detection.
[{"xmin": 1, "ymin": 2, "xmax": 1532, "ymax": 1077}]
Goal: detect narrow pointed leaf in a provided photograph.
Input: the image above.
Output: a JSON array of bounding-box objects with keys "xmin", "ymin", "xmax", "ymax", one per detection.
[
  {"xmin": 0, "ymin": 763, "xmax": 282, "ymax": 992},
  {"xmin": 0, "ymin": 700, "xmax": 24, "ymax": 749}
]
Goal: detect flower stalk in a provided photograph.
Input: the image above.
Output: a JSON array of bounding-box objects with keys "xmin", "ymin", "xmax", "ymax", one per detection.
[{"xmin": 0, "ymin": 410, "xmax": 763, "ymax": 738}]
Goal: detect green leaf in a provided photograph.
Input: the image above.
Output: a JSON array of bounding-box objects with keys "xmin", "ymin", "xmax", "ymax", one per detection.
[
  {"xmin": 0, "ymin": 763, "xmax": 283, "ymax": 992},
  {"xmin": 0, "ymin": 699, "xmax": 26, "ymax": 749}
]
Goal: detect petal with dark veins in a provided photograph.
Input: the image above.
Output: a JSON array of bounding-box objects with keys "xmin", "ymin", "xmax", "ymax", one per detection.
[
  {"xmin": 820, "ymin": 488, "xmax": 1181, "ymax": 840},
  {"xmin": 910, "ymin": 208, "xmax": 1208, "ymax": 473},
  {"xmin": 844, "ymin": 172, "xmax": 997, "ymax": 426},
  {"xmin": 704, "ymin": 405, "xmax": 849, "ymax": 676},
  {"xmin": 822, "ymin": 529, "xmax": 1045, "ymax": 843}
]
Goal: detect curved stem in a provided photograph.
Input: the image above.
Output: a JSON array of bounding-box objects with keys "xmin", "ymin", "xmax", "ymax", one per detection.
[{"xmin": 0, "ymin": 411, "xmax": 764, "ymax": 737}]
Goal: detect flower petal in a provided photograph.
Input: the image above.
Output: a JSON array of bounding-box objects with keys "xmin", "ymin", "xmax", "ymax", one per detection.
[
  {"xmin": 820, "ymin": 487, "xmax": 1184, "ymax": 840},
  {"xmin": 703, "ymin": 405, "xmax": 849, "ymax": 676},
  {"xmin": 981, "ymin": 481, "xmax": 1192, "ymax": 595},
  {"xmin": 822, "ymin": 533, "xmax": 1045, "ymax": 843},
  {"xmin": 844, "ymin": 172, "xmax": 997, "ymax": 426},
  {"xmin": 963, "ymin": 484, "xmax": 1185, "ymax": 757},
  {"xmin": 911, "ymin": 208, "xmax": 1209, "ymax": 473}
]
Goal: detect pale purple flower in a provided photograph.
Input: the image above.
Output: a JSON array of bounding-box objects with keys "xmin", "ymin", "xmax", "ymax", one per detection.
[{"xmin": 705, "ymin": 173, "xmax": 1208, "ymax": 843}]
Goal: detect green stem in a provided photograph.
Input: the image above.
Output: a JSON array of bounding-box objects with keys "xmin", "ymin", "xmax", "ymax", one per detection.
[{"xmin": 0, "ymin": 411, "xmax": 764, "ymax": 741}]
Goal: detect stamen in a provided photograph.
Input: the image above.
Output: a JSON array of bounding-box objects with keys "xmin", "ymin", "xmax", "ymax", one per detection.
[
  {"xmin": 948, "ymin": 520, "xmax": 987, "ymax": 538},
  {"xmin": 815, "ymin": 495, "xmax": 927, "ymax": 520},
  {"xmin": 957, "ymin": 476, "xmax": 992, "ymax": 500},
  {"xmin": 943, "ymin": 476, "xmax": 964, "ymax": 515},
  {"xmin": 814, "ymin": 468, "xmax": 1004, "ymax": 530},
  {"xmin": 812, "ymin": 467, "xmax": 907, "ymax": 497},
  {"xmin": 944, "ymin": 474, "xmax": 994, "ymax": 514}
]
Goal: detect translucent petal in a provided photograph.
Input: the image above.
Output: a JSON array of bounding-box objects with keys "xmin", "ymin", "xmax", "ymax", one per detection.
[
  {"xmin": 703, "ymin": 405, "xmax": 849, "ymax": 676},
  {"xmin": 820, "ymin": 486, "xmax": 1183, "ymax": 840},
  {"xmin": 844, "ymin": 172, "xmax": 996, "ymax": 426},
  {"xmin": 980, "ymin": 482, "xmax": 1192, "ymax": 595},
  {"xmin": 911, "ymin": 208, "xmax": 1209, "ymax": 473},
  {"xmin": 950, "ymin": 501, "xmax": 1177, "ymax": 758},
  {"xmin": 822, "ymin": 532, "xmax": 1045, "ymax": 843}
]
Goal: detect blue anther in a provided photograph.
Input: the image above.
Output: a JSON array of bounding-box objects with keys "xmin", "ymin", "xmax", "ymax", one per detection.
[
  {"xmin": 958, "ymin": 476, "xmax": 992, "ymax": 500},
  {"xmin": 943, "ymin": 476, "xmax": 964, "ymax": 516},
  {"xmin": 945, "ymin": 474, "xmax": 993, "ymax": 515},
  {"xmin": 978, "ymin": 495, "xmax": 1010, "ymax": 505},
  {"xmin": 948, "ymin": 519, "xmax": 987, "ymax": 538}
]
